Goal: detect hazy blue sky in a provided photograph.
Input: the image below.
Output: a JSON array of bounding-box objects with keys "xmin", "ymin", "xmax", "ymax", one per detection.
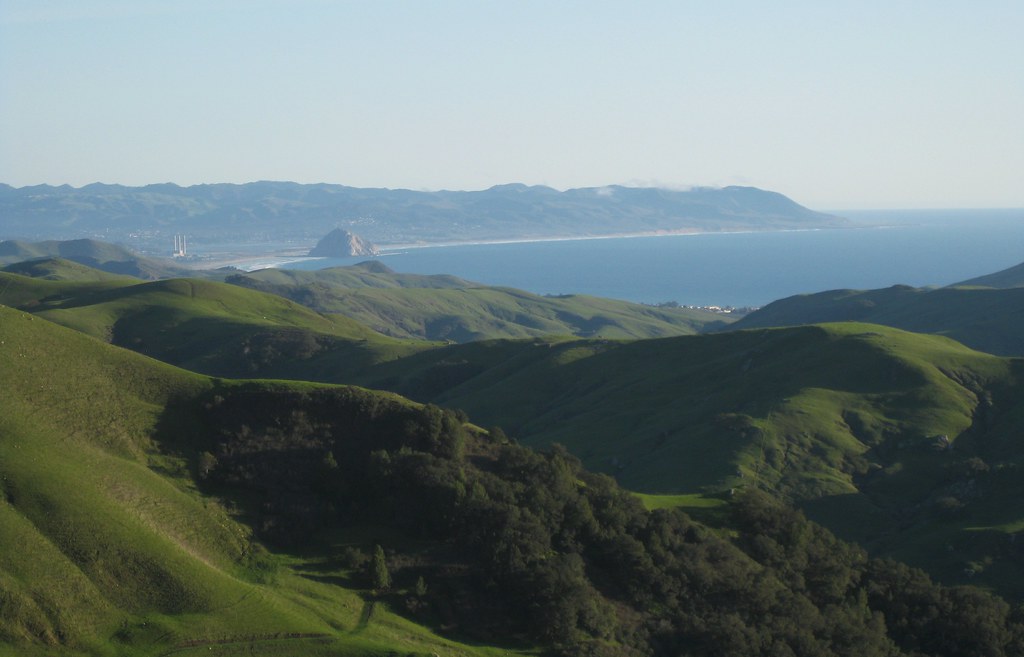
[{"xmin": 1, "ymin": 1, "xmax": 1021, "ymax": 209}]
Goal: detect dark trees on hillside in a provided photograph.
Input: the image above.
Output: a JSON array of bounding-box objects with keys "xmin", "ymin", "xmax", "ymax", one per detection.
[
  {"xmin": 193, "ymin": 384, "xmax": 1024, "ymax": 657},
  {"xmin": 370, "ymin": 544, "xmax": 390, "ymax": 592}
]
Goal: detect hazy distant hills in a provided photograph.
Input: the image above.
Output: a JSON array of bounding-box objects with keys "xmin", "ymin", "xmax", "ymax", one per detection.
[{"xmin": 0, "ymin": 181, "xmax": 847, "ymax": 248}]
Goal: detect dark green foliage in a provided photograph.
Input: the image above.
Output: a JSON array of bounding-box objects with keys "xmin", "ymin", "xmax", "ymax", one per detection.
[
  {"xmin": 371, "ymin": 545, "xmax": 391, "ymax": 592},
  {"xmin": 190, "ymin": 387, "xmax": 1024, "ymax": 656}
]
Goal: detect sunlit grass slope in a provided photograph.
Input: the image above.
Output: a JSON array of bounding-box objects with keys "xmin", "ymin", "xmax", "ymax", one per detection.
[
  {"xmin": 23, "ymin": 276, "xmax": 433, "ymax": 380},
  {"xmin": 0, "ymin": 267, "xmax": 135, "ymax": 309},
  {"xmin": 230, "ymin": 262, "xmax": 733, "ymax": 342},
  {"xmin": 2, "ymin": 257, "xmax": 141, "ymax": 283},
  {"xmin": 0, "ymin": 305, "xmax": 529, "ymax": 657},
  {"xmin": 360, "ymin": 323, "xmax": 1024, "ymax": 595},
  {"xmin": 370, "ymin": 324, "xmax": 1007, "ymax": 493}
]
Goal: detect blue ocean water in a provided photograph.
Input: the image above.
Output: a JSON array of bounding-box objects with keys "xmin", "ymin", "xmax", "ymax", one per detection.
[{"xmin": 283, "ymin": 209, "xmax": 1024, "ymax": 308}]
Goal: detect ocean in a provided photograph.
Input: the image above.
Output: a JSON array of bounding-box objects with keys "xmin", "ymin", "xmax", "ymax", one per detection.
[{"xmin": 282, "ymin": 209, "xmax": 1024, "ymax": 308}]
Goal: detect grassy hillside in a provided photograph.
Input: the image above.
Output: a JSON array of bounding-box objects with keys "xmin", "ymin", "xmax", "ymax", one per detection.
[
  {"xmin": 354, "ymin": 323, "xmax": 1024, "ymax": 596},
  {"xmin": 9, "ymin": 259, "xmax": 1024, "ymax": 602},
  {"xmin": 17, "ymin": 276, "xmax": 432, "ymax": 380},
  {"xmin": 4, "ymin": 305, "xmax": 1022, "ymax": 657},
  {"xmin": 0, "ymin": 304, "xmax": 536, "ymax": 657},
  {"xmin": 2, "ymin": 257, "xmax": 141, "ymax": 283},
  {"xmin": 0, "ymin": 268, "xmax": 136, "ymax": 309},
  {"xmin": 0, "ymin": 238, "xmax": 191, "ymax": 279},
  {"xmin": 228, "ymin": 262, "xmax": 734, "ymax": 342},
  {"xmin": 235, "ymin": 260, "xmax": 475, "ymax": 289},
  {"xmin": 729, "ymin": 284, "xmax": 1024, "ymax": 356}
]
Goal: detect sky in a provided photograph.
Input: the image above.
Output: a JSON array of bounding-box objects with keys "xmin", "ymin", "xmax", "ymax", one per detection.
[{"xmin": 1, "ymin": 0, "xmax": 1022, "ymax": 209}]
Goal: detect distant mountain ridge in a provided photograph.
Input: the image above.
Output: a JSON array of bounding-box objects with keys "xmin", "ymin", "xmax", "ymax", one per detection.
[{"xmin": 0, "ymin": 181, "xmax": 847, "ymax": 249}]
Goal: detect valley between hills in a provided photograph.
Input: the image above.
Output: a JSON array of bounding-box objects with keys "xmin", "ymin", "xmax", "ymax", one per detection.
[{"xmin": 3, "ymin": 239, "xmax": 1024, "ymax": 656}]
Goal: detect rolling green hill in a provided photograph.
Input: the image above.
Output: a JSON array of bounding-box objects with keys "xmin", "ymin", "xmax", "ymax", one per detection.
[
  {"xmin": 4, "ymin": 305, "xmax": 1023, "ymax": 657},
  {"xmin": 0, "ymin": 304, "xmax": 538, "ymax": 657},
  {"xmin": 0, "ymin": 238, "xmax": 191, "ymax": 280},
  {"xmin": 227, "ymin": 262, "xmax": 734, "ymax": 342},
  {"xmin": 0, "ymin": 266, "xmax": 137, "ymax": 310},
  {"xmin": 353, "ymin": 323, "xmax": 1024, "ymax": 597},
  {"xmin": 12, "ymin": 275, "xmax": 432, "ymax": 380},
  {"xmin": 2, "ymin": 257, "xmax": 141, "ymax": 283},
  {"xmin": 9, "ymin": 259, "xmax": 1024, "ymax": 603},
  {"xmin": 728, "ymin": 284, "xmax": 1024, "ymax": 356}
]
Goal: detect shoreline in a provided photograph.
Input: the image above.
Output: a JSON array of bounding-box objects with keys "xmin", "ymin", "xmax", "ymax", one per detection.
[
  {"xmin": 198, "ymin": 225, "xmax": 848, "ymax": 272},
  {"xmin": 379, "ymin": 225, "xmax": 850, "ymax": 251}
]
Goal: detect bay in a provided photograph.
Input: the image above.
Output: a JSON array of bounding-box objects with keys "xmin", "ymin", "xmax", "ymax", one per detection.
[{"xmin": 282, "ymin": 209, "xmax": 1024, "ymax": 308}]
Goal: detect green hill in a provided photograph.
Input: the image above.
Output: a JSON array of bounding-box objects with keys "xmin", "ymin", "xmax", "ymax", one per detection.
[
  {"xmin": 354, "ymin": 323, "xmax": 1024, "ymax": 596},
  {"xmin": 11, "ymin": 275, "xmax": 430, "ymax": 380},
  {"xmin": 0, "ymin": 267, "xmax": 136, "ymax": 309},
  {"xmin": 2, "ymin": 256, "xmax": 141, "ymax": 283},
  {"xmin": 728, "ymin": 284, "xmax": 1024, "ymax": 356},
  {"xmin": 11, "ymin": 263, "xmax": 1024, "ymax": 598},
  {"xmin": 0, "ymin": 304, "xmax": 537, "ymax": 657},
  {"xmin": 956, "ymin": 259, "xmax": 1024, "ymax": 288},
  {"xmin": 0, "ymin": 238, "xmax": 191, "ymax": 279},
  {"xmin": 4, "ymin": 305, "xmax": 1023, "ymax": 657},
  {"xmin": 228, "ymin": 262, "xmax": 734, "ymax": 342},
  {"xmin": 10, "ymin": 259, "xmax": 1024, "ymax": 603}
]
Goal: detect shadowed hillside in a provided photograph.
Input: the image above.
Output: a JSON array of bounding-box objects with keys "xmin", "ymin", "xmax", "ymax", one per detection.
[
  {"xmin": 955, "ymin": 259, "xmax": 1024, "ymax": 289},
  {"xmin": 8, "ymin": 274, "xmax": 432, "ymax": 380},
  {"xmin": 228, "ymin": 262, "xmax": 735, "ymax": 342},
  {"xmin": 728, "ymin": 283, "xmax": 1024, "ymax": 356}
]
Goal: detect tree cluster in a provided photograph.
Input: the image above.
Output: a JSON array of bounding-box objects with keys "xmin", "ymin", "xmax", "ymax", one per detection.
[{"xmin": 195, "ymin": 384, "xmax": 1024, "ymax": 656}]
